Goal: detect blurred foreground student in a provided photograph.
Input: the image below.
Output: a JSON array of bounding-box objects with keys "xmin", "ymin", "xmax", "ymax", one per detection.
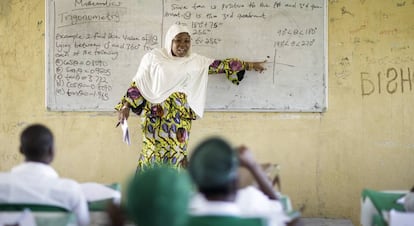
[
  {"xmin": 188, "ymin": 137, "xmax": 288, "ymax": 226},
  {"xmin": 189, "ymin": 137, "xmax": 304, "ymax": 226},
  {"xmin": 108, "ymin": 165, "xmax": 192, "ymax": 226},
  {"xmin": 0, "ymin": 124, "xmax": 90, "ymax": 226},
  {"xmin": 404, "ymin": 185, "xmax": 414, "ymax": 212}
]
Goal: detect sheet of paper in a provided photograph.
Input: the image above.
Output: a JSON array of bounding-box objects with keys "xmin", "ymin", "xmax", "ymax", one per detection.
[
  {"xmin": 81, "ymin": 182, "xmax": 121, "ymax": 203},
  {"xmin": 121, "ymin": 119, "xmax": 130, "ymax": 145}
]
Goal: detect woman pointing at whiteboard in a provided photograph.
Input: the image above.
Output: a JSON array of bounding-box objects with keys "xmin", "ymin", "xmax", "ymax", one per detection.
[{"xmin": 115, "ymin": 24, "xmax": 265, "ymax": 169}]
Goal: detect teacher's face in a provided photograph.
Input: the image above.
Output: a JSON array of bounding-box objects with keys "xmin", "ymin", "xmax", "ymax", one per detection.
[{"xmin": 171, "ymin": 32, "xmax": 191, "ymax": 57}]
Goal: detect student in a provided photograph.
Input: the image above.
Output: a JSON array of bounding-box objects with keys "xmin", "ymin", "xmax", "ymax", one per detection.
[
  {"xmin": 0, "ymin": 124, "xmax": 90, "ymax": 226},
  {"xmin": 188, "ymin": 137, "xmax": 283, "ymax": 226},
  {"xmin": 189, "ymin": 137, "xmax": 305, "ymax": 226},
  {"xmin": 404, "ymin": 185, "xmax": 414, "ymax": 212},
  {"xmin": 115, "ymin": 23, "xmax": 266, "ymax": 170},
  {"xmin": 110, "ymin": 165, "xmax": 193, "ymax": 226},
  {"xmin": 233, "ymin": 147, "xmax": 304, "ymax": 226}
]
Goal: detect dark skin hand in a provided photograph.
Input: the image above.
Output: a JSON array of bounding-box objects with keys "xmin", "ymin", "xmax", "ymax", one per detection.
[
  {"xmin": 244, "ymin": 61, "xmax": 267, "ymax": 73},
  {"xmin": 236, "ymin": 145, "xmax": 278, "ymax": 200},
  {"xmin": 117, "ymin": 102, "xmax": 130, "ymax": 125},
  {"xmin": 237, "ymin": 146, "xmax": 305, "ymax": 226},
  {"xmin": 106, "ymin": 203, "xmax": 126, "ymax": 226}
]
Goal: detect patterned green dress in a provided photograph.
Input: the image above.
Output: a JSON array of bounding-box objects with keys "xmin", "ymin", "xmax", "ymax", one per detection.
[{"xmin": 115, "ymin": 58, "xmax": 248, "ymax": 169}]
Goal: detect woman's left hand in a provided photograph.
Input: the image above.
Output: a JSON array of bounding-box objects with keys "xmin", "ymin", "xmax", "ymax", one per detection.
[{"xmin": 246, "ymin": 61, "xmax": 266, "ymax": 73}]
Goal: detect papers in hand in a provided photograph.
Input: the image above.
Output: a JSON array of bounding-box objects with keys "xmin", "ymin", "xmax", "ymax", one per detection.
[{"xmin": 120, "ymin": 119, "xmax": 130, "ymax": 145}]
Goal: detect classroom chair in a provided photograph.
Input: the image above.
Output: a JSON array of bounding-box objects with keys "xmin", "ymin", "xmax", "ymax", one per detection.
[
  {"xmin": 0, "ymin": 203, "xmax": 76, "ymax": 226},
  {"xmin": 361, "ymin": 188, "xmax": 407, "ymax": 226},
  {"xmin": 86, "ymin": 182, "xmax": 122, "ymax": 226}
]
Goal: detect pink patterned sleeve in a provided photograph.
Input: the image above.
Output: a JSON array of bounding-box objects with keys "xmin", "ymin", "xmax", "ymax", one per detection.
[{"xmin": 208, "ymin": 58, "xmax": 248, "ymax": 85}]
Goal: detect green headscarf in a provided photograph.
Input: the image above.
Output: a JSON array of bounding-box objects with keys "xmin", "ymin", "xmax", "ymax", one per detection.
[
  {"xmin": 188, "ymin": 137, "xmax": 239, "ymax": 190},
  {"xmin": 126, "ymin": 165, "xmax": 192, "ymax": 226}
]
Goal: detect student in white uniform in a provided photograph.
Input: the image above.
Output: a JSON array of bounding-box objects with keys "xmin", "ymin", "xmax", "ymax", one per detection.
[
  {"xmin": 0, "ymin": 124, "xmax": 90, "ymax": 226},
  {"xmin": 188, "ymin": 137, "xmax": 303, "ymax": 226}
]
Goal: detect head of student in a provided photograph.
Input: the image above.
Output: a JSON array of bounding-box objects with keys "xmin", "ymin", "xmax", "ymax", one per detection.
[
  {"xmin": 165, "ymin": 24, "xmax": 192, "ymax": 57},
  {"xmin": 19, "ymin": 124, "xmax": 54, "ymax": 164},
  {"xmin": 188, "ymin": 137, "xmax": 239, "ymax": 201},
  {"xmin": 126, "ymin": 165, "xmax": 192, "ymax": 226}
]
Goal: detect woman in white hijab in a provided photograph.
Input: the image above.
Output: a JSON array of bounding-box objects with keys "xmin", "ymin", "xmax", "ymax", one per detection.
[{"xmin": 115, "ymin": 24, "xmax": 265, "ymax": 169}]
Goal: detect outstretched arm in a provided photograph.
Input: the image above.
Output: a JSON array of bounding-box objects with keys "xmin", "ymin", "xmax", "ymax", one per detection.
[
  {"xmin": 208, "ymin": 59, "xmax": 266, "ymax": 85},
  {"xmin": 236, "ymin": 145, "xmax": 278, "ymax": 200}
]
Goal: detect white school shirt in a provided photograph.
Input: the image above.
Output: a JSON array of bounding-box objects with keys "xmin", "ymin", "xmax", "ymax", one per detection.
[
  {"xmin": 189, "ymin": 186, "xmax": 289, "ymax": 226},
  {"xmin": 0, "ymin": 162, "xmax": 90, "ymax": 226},
  {"xmin": 189, "ymin": 196, "xmax": 241, "ymax": 217}
]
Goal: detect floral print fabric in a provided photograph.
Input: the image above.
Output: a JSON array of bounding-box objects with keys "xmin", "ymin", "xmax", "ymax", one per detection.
[{"xmin": 115, "ymin": 58, "xmax": 248, "ymax": 169}]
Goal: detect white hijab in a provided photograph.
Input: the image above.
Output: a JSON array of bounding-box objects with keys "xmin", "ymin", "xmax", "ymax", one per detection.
[{"xmin": 132, "ymin": 24, "xmax": 214, "ymax": 118}]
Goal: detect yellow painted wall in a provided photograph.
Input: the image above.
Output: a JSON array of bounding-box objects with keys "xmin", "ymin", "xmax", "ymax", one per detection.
[{"xmin": 1, "ymin": 0, "xmax": 413, "ymax": 224}]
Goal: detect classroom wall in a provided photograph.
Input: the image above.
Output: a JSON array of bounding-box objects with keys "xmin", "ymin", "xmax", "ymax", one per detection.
[{"xmin": 0, "ymin": 0, "xmax": 413, "ymax": 224}]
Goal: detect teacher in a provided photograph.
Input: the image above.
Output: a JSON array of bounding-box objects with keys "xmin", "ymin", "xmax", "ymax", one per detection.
[{"xmin": 115, "ymin": 24, "xmax": 265, "ymax": 169}]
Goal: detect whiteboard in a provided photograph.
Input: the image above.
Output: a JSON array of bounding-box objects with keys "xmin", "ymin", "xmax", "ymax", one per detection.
[{"xmin": 46, "ymin": 0, "xmax": 327, "ymax": 112}]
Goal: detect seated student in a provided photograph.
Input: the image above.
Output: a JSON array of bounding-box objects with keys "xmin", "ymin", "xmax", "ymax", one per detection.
[
  {"xmin": 116, "ymin": 165, "xmax": 192, "ymax": 226},
  {"xmin": 188, "ymin": 138, "xmax": 272, "ymax": 226},
  {"xmin": 188, "ymin": 137, "xmax": 288, "ymax": 226},
  {"xmin": 404, "ymin": 185, "xmax": 414, "ymax": 212},
  {"xmin": 0, "ymin": 124, "xmax": 90, "ymax": 226}
]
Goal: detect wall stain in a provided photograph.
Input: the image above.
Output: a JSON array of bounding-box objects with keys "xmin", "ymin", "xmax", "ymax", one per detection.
[
  {"xmin": 391, "ymin": 45, "xmax": 410, "ymax": 52},
  {"xmin": 364, "ymin": 39, "xmax": 376, "ymax": 44},
  {"xmin": 349, "ymin": 24, "xmax": 367, "ymax": 34},
  {"xmin": 0, "ymin": 0, "xmax": 12, "ymax": 18},
  {"xmin": 379, "ymin": 28, "xmax": 399, "ymax": 35},
  {"xmin": 339, "ymin": 57, "xmax": 350, "ymax": 67},
  {"xmin": 1, "ymin": 122, "xmax": 26, "ymax": 135},
  {"xmin": 352, "ymin": 37, "xmax": 375, "ymax": 45},
  {"xmin": 341, "ymin": 6, "xmax": 354, "ymax": 17},
  {"xmin": 396, "ymin": 1, "xmax": 406, "ymax": 7},
  {"xmin": 353, "ymin": 37, "xmax": 361, "ymax": 44},
  {"xmin": 0, "ymin": 153, "xmax": 19, "ymax": 161},
  {"xmin": 329, "ymin": 17, "xmax": 341, "ymax": 23},
  {"xmin": 374, "ymin": 10, "xmax": 390, "ymax": 24},
  {"xmin": 37, "ymin": 20, "xmax": 43, "ymax": 31},
  {"xmin": 335, "ymin": 56, "xmax": 351, "ymax": 82},
  {"xmin": 364, "ymin": 55, "xmax": 414, "ymax": 65}
]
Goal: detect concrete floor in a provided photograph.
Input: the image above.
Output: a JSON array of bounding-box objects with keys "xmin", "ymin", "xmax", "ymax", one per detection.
[{"xmin": 301, "ymin": 218, "xmax": 355, "ymax": 226}]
